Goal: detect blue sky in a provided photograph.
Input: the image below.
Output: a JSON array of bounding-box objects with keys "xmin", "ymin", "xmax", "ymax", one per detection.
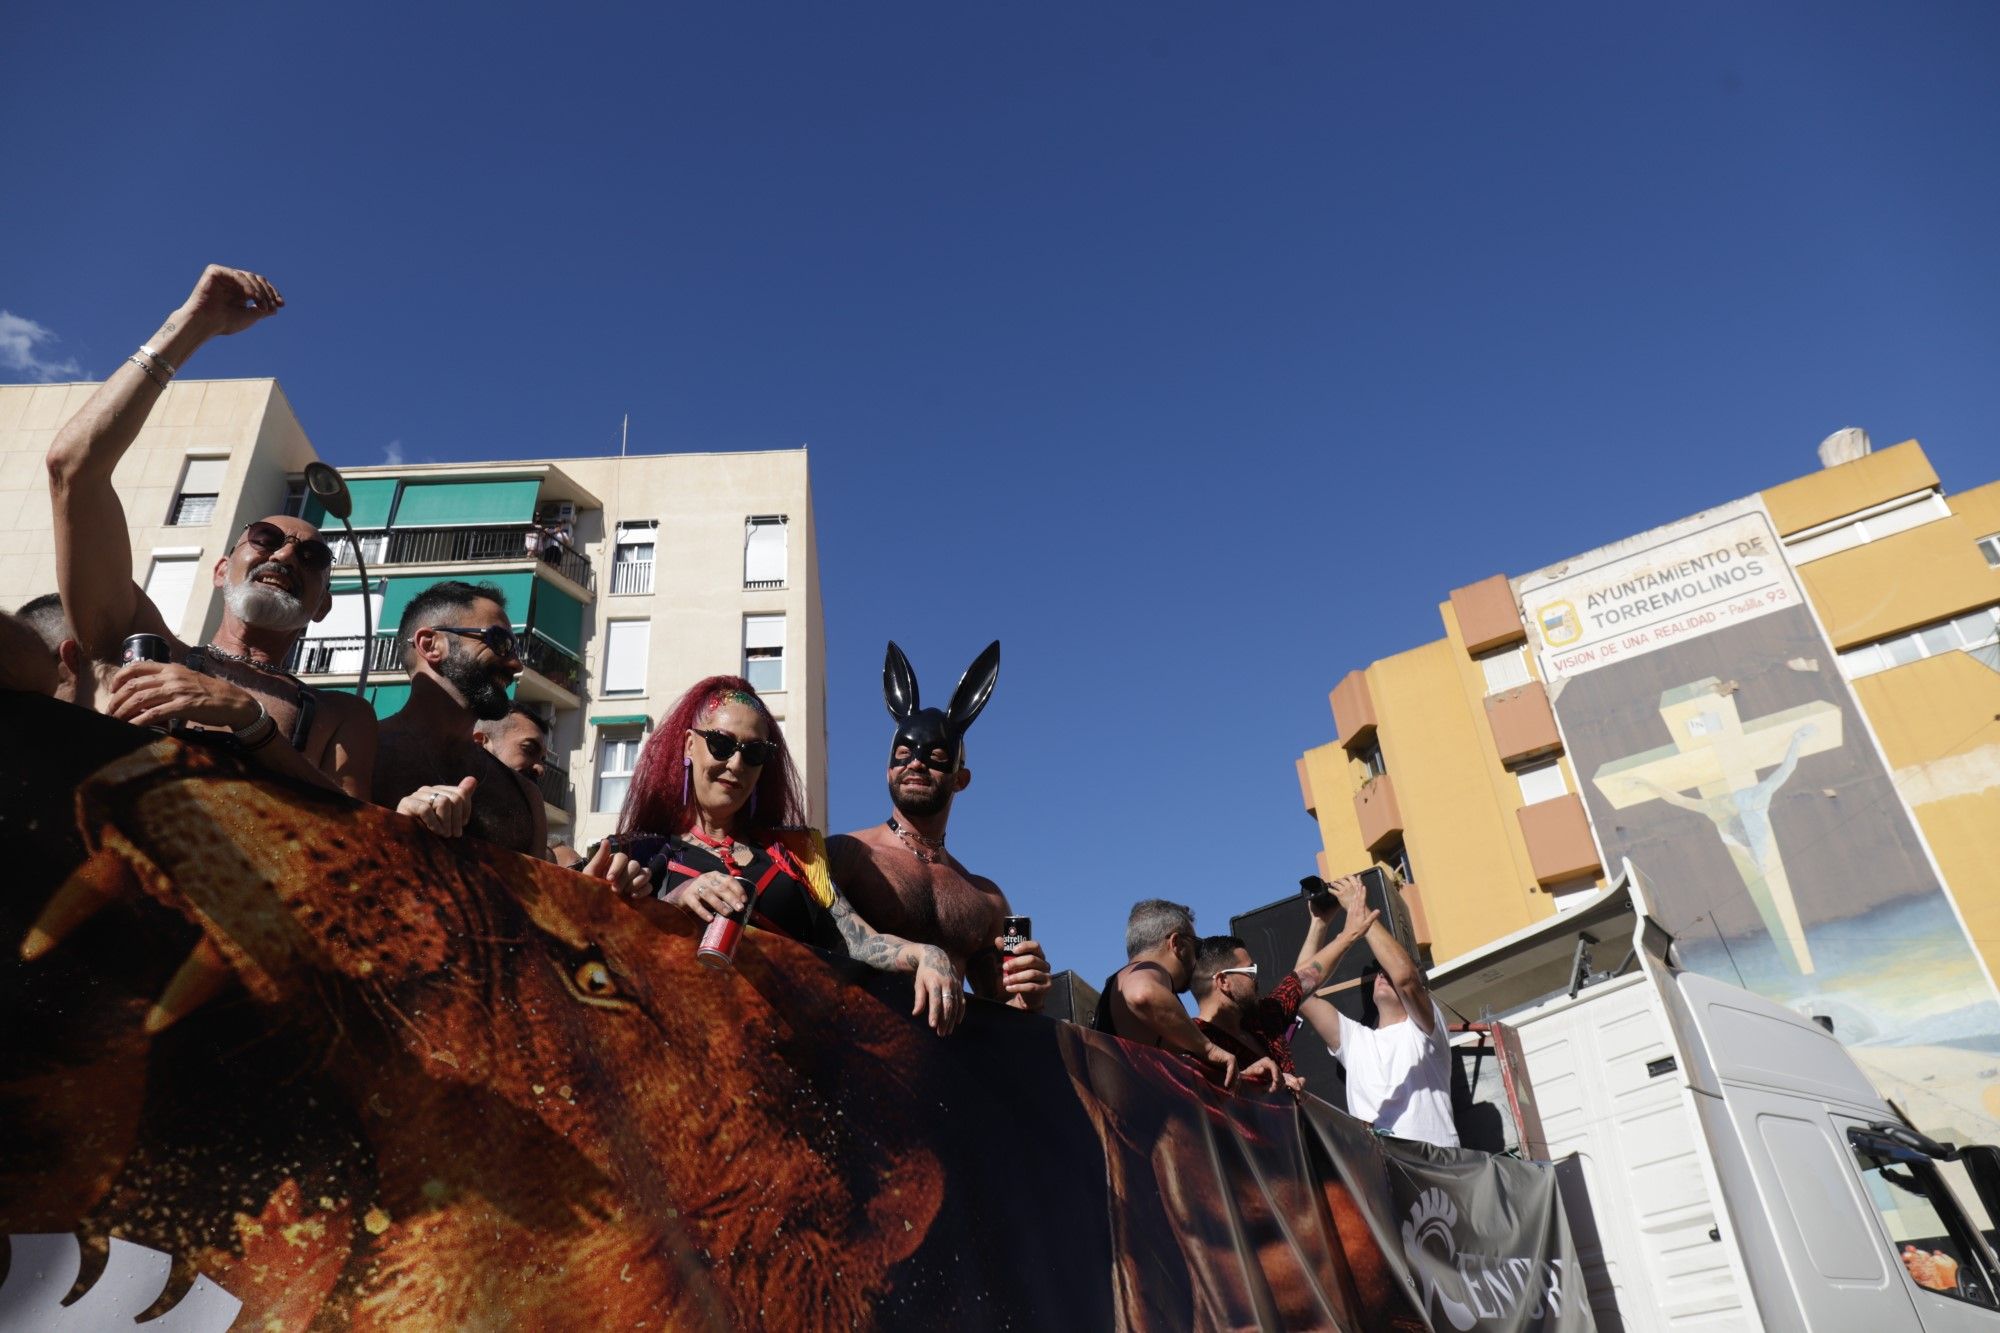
[{"xmin": 5, "ymin": 2, "xmax": 1998, "ymax": 995}]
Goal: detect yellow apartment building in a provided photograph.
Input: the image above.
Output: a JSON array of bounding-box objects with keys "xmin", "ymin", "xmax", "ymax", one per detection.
[{"xmin": 1297, "ymin": 431, "xmax": 2000, "ymax": 1142}]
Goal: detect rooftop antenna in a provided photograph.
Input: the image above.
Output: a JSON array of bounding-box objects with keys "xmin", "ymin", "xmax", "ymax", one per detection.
[{"xmin": 621, "ymin": 413, "xmax": 629, "ymax": 458}]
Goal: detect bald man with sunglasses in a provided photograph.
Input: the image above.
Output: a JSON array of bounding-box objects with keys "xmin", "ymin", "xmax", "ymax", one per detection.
[{"xmin": 45, "ymin": 265, "xmax": 378, "ymax": 799}]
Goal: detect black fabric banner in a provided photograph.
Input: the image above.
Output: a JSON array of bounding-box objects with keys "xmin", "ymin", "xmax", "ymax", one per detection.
[{"xmin": 0, "ymin": 695, "xmax": 1593, "ymax": 1331}]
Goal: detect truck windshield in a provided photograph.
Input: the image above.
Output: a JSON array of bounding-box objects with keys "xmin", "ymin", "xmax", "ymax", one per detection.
[{"xmin": 1850, "ymin": 1132, "xmax": 1999, "ymax": 1309}]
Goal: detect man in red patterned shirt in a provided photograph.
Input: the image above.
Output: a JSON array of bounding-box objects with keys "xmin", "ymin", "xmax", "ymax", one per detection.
[{"xmin": 1191, "ymin": 885, "xmax": 1378, "ymax": 1094}]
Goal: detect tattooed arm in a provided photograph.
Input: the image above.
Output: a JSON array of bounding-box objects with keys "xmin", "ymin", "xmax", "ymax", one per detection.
[{"xmin": 827, "ymin": 890, "xmax": 965, "ymax": 1036}]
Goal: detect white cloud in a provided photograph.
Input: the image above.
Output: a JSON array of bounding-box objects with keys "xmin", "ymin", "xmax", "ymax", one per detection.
[
  {"xmin": 0, "ymin": 311, "xmax": 84, "ymax": 382},
  {"xmin": 383, "ymin": 439, "xmax": 406, "ymax": 466}
]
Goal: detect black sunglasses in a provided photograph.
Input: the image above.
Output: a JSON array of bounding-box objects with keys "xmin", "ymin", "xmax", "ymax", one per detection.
[
  {"xmin": 239, "ymin": 520, "xmax": 333, "ymax": 571},
  {"xmin": 694, "ymin": 728, "xmax": 778, "ymax": 768},
  {"xmin": 431, "ymin": 625, "xmax": 521, "ymax": 659}
]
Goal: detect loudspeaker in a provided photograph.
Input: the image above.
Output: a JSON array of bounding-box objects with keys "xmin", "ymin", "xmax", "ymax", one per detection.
[
  {"xmin": 1227, "ymin": 867, "xmax": 1420, "ymax": 1107},
  {"xmin": 1040, "ymin": 969, "xmax": 1101, "ymax": 1027}
]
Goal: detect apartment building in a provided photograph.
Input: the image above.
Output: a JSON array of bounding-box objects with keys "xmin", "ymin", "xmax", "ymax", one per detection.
[
  {"xmin": 1297, "ymin": 430, "xmax": 2000, "ymax": 1145},
  {"xmin": 0, "ymin": 379, "xmax": 827, "ymax": 846}
]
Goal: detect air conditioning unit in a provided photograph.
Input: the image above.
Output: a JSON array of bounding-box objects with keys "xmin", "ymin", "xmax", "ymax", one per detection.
[{"xmin": 541, "ymin": 502, "xmax": 577, "ymax": 524}]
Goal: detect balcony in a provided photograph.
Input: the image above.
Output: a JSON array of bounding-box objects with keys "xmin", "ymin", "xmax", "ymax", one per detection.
[
  {"xmin": 537, "ymin": 757, "xmax": 572, "ymax": 824},
  {"xmin": 288, "ymin": 635, "xmax": 404, "ymax": 676},
  {"xmin": 330, "ymin": 525, "xmax": 594, "ymax": 591},
  {"xmin": 609, "ymin": 559, "xmax": 654, "ymax": 596},
  {"xmin": 1485, "ymin": 681, "xmax": 1563, "ymax": 764},
  {"xmin": 517, "ymin": 631, "xmax": 583, "ymax": 704},
  {"xmin": 1517, "ymin": 794, "xmax": 1601, "ymax": 886},
  {"xmin": 288, "ymin": 629, "xmax": 581, "ymax": 710},
  {"xmin": 1353, "ymin": 772, "xmax": 1405, "ymax": 854}
]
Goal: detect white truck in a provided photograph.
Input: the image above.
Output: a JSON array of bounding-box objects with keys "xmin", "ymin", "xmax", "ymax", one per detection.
[{"xmin": 1428, "ymin": 863, "xmax": 2000, "ymax": 1332}]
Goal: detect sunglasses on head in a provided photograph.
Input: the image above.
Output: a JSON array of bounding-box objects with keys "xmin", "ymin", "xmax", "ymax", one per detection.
[
  {"xmin": 239, "ymin": 521, "xmax": 333, "ymax": 571},
  {"xmin": 695, "ymin": 728, "xmax": 778, "ymax": 768},
  {"xmin": 430, "ymin": 625, "xmax": 521, "ymax": 659}
]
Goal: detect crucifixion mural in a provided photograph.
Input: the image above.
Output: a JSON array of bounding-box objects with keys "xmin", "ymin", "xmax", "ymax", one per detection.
[{"xmin": 1591, "ymin": 677, "xmax": 1843, "ymax": 974}]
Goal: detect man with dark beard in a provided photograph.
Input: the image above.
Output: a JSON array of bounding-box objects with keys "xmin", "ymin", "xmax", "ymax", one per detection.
[
  {"xmin": 44, "ymin": 264, "xmax": 377, "ymax": 799},
  {"xmin": 827, "ymin": 642, "xmax": 1051, "ymax": 1010},
  {"xmin": 373, "ymin": 581, "xmax": 546, "ymax": 854}
]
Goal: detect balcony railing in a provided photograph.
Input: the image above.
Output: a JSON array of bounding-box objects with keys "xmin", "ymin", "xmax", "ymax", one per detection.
[
  {"xmin": 609, "ymin": 559, "xmax": 654, "ymax": 596},
  {"xmin": 330, "ymin": 525, "xmax": 594, "ymax": 589},
  {"xmin": 522, "ymin": 631, "xmax": 583, "ymax": 697},
  {"xmin": 744, "ymin": 578, "xmax": 784, "ymax": 591},
  {"xmin": 288, "ymin": 635, "xmax": 405, "ymax": 676},
  {"xmin": 537, "ymin": 758, "xmax": 572, "ymax": 814}
]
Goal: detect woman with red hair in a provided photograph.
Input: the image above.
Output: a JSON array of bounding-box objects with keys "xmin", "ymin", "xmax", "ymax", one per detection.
[{"xmin": 616, "ymin": 676, "xmax": 966, "ymax": 1034}]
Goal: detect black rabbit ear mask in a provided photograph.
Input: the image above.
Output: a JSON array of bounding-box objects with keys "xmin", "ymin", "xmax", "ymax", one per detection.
[{"xmin": 883, "ymin": 640, "xmax": 1000, "ymax": 773}]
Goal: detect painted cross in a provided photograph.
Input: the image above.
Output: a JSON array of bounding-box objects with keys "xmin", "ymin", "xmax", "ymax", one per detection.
[{"xmin": 1591, "ymin": 677, "xmax": 1842, "ymax": 974}]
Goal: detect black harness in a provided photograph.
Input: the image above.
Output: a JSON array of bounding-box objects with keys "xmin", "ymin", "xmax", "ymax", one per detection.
[{"xmin": 183, "ymin": 646, "xmax": 319, "ymax": 753}]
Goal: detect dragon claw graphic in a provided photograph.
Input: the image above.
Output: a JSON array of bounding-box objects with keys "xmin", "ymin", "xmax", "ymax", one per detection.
[{"xmin": 0, "ymin": 1233, "xmax": 241, "ymax": 1331}]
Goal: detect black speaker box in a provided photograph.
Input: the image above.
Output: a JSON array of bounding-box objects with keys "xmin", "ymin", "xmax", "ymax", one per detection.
[{"xmin": 1040, "ymin": 969, "xmax": 1101, "ymax": 1027}]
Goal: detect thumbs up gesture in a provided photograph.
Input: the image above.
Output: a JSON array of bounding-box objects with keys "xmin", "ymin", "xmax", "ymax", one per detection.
[{"xmin": 398, "ymin": 776, "xmax": 479, "ymax": 837}]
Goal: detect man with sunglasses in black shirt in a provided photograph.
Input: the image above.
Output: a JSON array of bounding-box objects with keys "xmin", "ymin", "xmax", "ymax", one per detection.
[
  {"xmin": 45, "ymin": 264, "xmax": 378, "ymax": 800},
  {"xmin": 372, "ymin": 581, "xmax": 648, "ymax": 892}
]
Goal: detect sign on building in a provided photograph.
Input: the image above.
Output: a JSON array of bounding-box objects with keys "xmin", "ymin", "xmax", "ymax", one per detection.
[{"xmin": 1517, "ymin": 499, "xmax": 2000, "ymax": 1145}]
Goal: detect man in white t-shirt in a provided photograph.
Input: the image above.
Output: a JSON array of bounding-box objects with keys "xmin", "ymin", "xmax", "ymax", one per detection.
[{"xmin": 1297, "ymin": 875, "xmax": 1459, "ymax": 1148}]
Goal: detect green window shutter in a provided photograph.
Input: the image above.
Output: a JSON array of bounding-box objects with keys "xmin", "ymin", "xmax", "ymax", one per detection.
[
  {"xmin": 391, "ymin": 479, "xmax": 540, "ymax": 527},
  {"xmin": 378, "ymin": 572, "xmax": 535, "ymax": 638},
  {"xmin": 529, "ymin": 580, "xmax": 586, "ymax": 654},
  {"xmin": 302, "ymin": 477, "xmax": 398, "ymax": 529}
]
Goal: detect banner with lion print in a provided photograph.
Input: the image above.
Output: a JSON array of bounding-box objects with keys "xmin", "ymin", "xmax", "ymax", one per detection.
[{"xmin": 0, "ymin": 694, "xmax": 1591, "ymax": 1331}]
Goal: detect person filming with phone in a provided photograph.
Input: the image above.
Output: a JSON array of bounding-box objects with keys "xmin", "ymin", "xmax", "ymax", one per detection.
[{"xmin": 1294, "ymin": 874, "xmax": 1459, "ymax": 1147}]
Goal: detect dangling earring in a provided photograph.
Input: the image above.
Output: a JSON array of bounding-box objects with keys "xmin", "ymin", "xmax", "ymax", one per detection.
[{"xmin": 681, "ymin": 755, "xmax": 691, "ymax": 804}]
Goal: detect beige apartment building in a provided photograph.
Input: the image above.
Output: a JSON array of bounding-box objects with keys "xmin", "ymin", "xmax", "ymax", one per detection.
[{"xmin": 0, "ymin": 378, "xmax": 828, "ymax": 848}]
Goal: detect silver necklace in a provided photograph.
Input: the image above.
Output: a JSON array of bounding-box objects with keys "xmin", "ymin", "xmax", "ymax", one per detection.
[{"xmin": 887, "ymin": 816, "xmax": 946, "ymax": 864}]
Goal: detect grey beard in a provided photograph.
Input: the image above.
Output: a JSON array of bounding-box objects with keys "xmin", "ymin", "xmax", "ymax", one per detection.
[
  {"xmin": 439, "ymin": 642, "xmax": 514, "ymax": 721},
  {"xmin": 224, "ymin": 579, "xmax": 312, "ymax": 632}
]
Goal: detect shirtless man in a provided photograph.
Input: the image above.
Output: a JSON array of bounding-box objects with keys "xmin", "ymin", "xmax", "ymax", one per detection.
[
  {"xmin": 826, "ymin": 642, "xmax": 1051, "ymax": 1010},
  {"xmin": 44, "ymin": 265, "xmax": 376, "ymax": 798},
  {"xmin": 372, "ymin": 581, "xmax": 644, "ymax": 888}
]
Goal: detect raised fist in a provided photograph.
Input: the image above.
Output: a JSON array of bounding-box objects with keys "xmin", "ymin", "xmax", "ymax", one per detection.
[{"xmin": 181, "ymin": 264, "xmax": 285, "ymax": 337}]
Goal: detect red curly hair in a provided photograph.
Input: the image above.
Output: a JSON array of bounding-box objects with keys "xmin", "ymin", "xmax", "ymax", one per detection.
[{"xmin": 617, "ymin": 675, "xmax": 806, "ymax": 840}]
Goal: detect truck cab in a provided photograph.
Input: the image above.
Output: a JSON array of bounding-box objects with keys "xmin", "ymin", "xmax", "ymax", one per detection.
[{"xmin": 1429, "ymin": 862, "xmax": 2000, "ymax": 1332}]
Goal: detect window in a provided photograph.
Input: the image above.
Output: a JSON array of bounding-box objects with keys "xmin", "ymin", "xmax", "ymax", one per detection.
[
  {"xmin": 170, "ymin": 456, "xmax": 228, "ymax": 527},
  {"xmin": 283, "ymin": 479, "xmax": 307, "ymax": 518},
  {"xmin": 1377, "ymin": 838, "xmax": 1412, "ymax": 884},
  {"xmin": 1840, "ymin": 605, "xmax": 2000, "ymax": 680},
  {"xmin": 611, "ymin": 520, "xmax": 656, "ymax": 596},
  {"xmin": 142, "ymin": 554, "xmax": 200, "ymax": 636},
  {"xmin": 1783, "ymin": 491, "xmax": 1953, "ymax": 564},
  {"xmin": 744, "ymin": 614, "xmax": 785, "ymax": 693},
  {"xmin": 1514, "ymin": 758, "xmax": 1569, "ymax": 806},
  {"xmin": 295, "ymin": 582, "xmax": 385, "ymax": 674},
  {"xmin": 1353, "ymin": 740, "xmax": 1387, "ymax": 780},
  {"xmin": 594, "ymin": 729, "xmax": 644, "ymax": 814},
  {"xmin": 1980, "ymin": 535, "xmax": 2000, "ymax": 568},
  {"xmin": 744, "ymin": 516, "xmax": 787, "ymax": 589},
  {"xmin": 1477, "ymin": 645, "xmax": 1532, "ymax": 695},
  {"xmin": 1850, "ymin": 1130, "xmax": 1999, "ymax": 1308},
  {"xmin": 602, "ymin": 620, "xmax": 651, "ymax": 696}
]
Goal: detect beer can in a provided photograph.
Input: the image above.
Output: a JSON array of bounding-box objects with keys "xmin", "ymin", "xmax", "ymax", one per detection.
[
  {"xmin": 696, "ymin": 878, "xmax": 759, "ymax": 971},
  {"xmin": 1001, "ymin": 915, "xmax": 1032, "ymax": 954},
  {"xmin": 121, "ymin": 633, "xmax": 170, "ymax": 665}
]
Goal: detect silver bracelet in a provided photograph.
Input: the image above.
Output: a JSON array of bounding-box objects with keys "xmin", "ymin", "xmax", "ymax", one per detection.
[
  {"xmin": 137, "ymin": 343, "xmax": 179, "ymax": 377},
  {"xmin": 231, "ymin": 699, "xmax": 277, "ymax": 749},
  {"xmin": 127, "ymin": 354, "xmax": 169, "ymax": 389}
]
